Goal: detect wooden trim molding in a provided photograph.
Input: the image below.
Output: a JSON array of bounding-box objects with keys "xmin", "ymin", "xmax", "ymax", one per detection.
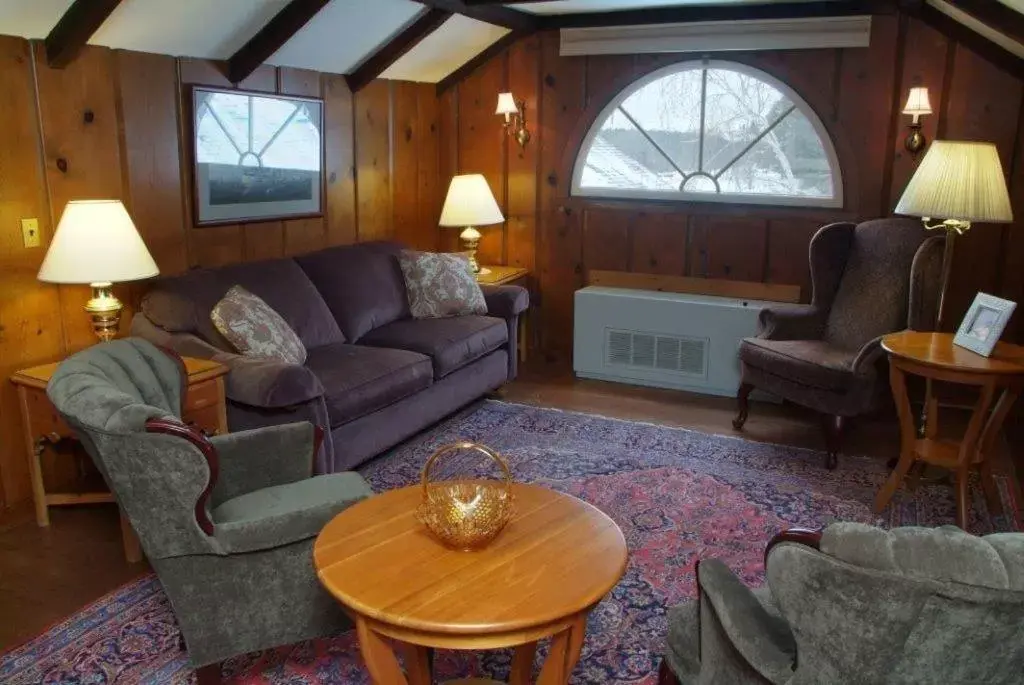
[
  {"xmin": 346, "ymin": 8, "xmax": 453, "ymax": 92},
  {"xmin": 587, "ymin": 270, "xmax": 802, "ymax": 304},
  {"xmin": 764, "ymin": 527, "xmax": 823, "ymax": 567},
  {"xmin": 44, "ymin": 0, "xmax": 123, "ymax": 68},
  {"xmin": 145, "ymin": 418, "xmax": 219, "ymax": 536},
  {"xmin": 226, "ymin": 0, "xmax": 331, "ymax": 84}
]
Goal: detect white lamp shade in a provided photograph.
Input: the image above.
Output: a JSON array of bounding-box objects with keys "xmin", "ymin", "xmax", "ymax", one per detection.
[
  {"xmin": 38, "ymin": 200, "xmax": 159, "ymax": 284},
  {"xmin": 902, "ymin": 87, "xmax": 932, "ymax": 116},
  {"xmin": 439, "ymin": 174, "xmax": 505, "ymax": 227},
  {"xmin": 895, "ymin": 141, "xmax": 1013, "ymax": 223},
  {"xmin": 495, "ymin": 92, "xmax": 518, "ymax": 116}
]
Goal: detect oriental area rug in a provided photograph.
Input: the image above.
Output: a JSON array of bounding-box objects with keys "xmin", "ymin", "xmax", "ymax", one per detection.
[{"xmin": 2, "ymin": 400, "xmax": 1018, "ymax": 684}]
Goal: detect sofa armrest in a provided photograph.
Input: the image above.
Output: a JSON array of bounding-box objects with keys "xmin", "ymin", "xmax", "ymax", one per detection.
[
  {"xmin": 208, "ymin": 422, "xmax": 321, "ymax": 506},
  {"xmin": 697, "ymin": 558, "xmax": 796, "ymax": 685},
  {"xmin": 758, "ymin": 304, "xmax": 826, "ymax": 341},
  {"xmin": 481, "ymin": 284, "xmax": 529, "ymax": 319}
]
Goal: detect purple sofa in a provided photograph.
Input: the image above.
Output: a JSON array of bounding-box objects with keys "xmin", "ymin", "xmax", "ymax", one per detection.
[{"xmin": 131, "ymin": 242, "xmax": 528, "ymax": 472}]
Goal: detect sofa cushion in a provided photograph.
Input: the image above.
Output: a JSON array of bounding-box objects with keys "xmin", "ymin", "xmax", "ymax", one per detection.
[
  {"xmin": 358, "ymin": 315, "xmax": 507, "ymax": 378},
  {"xmin": 296, "ymin": 242, "xmax": 410, "ymax": 341},
  {"xmin": 142, "ymin": 258, "xmax": 343, "ymax": 350},
  {"xmin": 211, "ymin": 286, "xmax": 307, "ymax": 364},
  {"xmin": 304, "ymin": 342, "xmax": 432, "ymax": 425},
  {"xmin": 740, "ymin": 338, "xmax": 857, "ymax": 392}
]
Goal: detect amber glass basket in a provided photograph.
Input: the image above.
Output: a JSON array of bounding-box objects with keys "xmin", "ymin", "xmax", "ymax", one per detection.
[{"xmin": 416, "ymin": 442, "xmax": 514, "ymax": 550}]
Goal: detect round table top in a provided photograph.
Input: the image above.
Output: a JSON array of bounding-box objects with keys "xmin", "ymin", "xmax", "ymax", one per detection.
[
  {"xmin": 313, "ymin": 483, "xmax": 628, "ymax": 636},
  {"xmin": 881, "ymin": 332, "xmax": 1024, "ymax": 375}
]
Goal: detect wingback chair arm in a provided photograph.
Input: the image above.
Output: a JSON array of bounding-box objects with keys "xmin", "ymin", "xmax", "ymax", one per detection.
[
  {"xmin": 697, "ymin": 558, "xmax": 797, "ymax": 684},
  {"xmin": 207, "ymin": 422, "xmax": 322, "ymax": 507},
  {"xmin": 851, "ymin": 336, "xmax": 888, "ymax": 375},
  {"xmin": 758, "ymin": 304, "xmax": 827, "ymax": 341}
]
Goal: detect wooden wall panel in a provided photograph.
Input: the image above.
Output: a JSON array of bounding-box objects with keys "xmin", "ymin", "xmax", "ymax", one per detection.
[
  {"xmin": 691, "ymin": 216, "xmax": 768, "ymax": 282},
  {"xmin": 280, "ymin": 67, "xmax": 326, "ymax": 257},
  {"xmin": 630, "ymin": 211, "xmax": 688, "ymax": 276},
  {"xmin": 355, "ymin": 80, "xmax": 393, "ymax": 242},
  {"xmin": 323, "ymin": 73, "xmax": 357, "ymax": 246},
  {"xmin": 581, "ymin": 208, "xmax": 630, "ymax": 272},
  {"xmin": 392, "ymin": 82, "xmax": 440, "ymax": 251},
  {"xmin": 767, "ymin": 219, "xmax": 820, "ymax": 301},
  {"xmin": 415, "ymin": 84, "xmax": 441, "ymax": 251},
  {"xmin": 506, "ymin": 36, "xmax": 541, "ymax": 271}
]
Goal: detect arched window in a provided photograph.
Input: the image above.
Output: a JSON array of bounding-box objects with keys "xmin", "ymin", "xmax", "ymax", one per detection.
[{"xmin": 572, "ymin": 60, "xmax": 842, "ymax": 208}]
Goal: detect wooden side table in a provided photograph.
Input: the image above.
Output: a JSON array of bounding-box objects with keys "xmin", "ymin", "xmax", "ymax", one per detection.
[
  {"xmin": 10, "ymin": 356, "xmax": 229, "ymax": 562},
  {"xmin": 476, "ymin": 265, "xmax": 531, "ymax": 363},
  {"xmin": 314, "ymin": 483, "xmax": 627, "ymax": 685},
  {"xmin": 875, "ymin": 331, "xmax": 1024, "ymax": 530}
]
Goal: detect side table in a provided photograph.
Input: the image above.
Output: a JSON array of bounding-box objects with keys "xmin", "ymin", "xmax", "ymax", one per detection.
[
  {"xmin": 476, "ymin": 265, "xmax": 531, "ymax": 363},
  {"xmin": 875, "ymin": 331, "xmax": 1024, "ymax": 530},
  {"xmin": 10, "ymin": 356, "xmax": 230, "ymax": 562}
]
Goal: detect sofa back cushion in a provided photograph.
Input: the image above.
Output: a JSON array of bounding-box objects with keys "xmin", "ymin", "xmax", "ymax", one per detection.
[
  {"xmin": 141, "ymin": 258, "xmax": 343, "ymax": 350},
  {"xmin": 296, "ymin": 242, "xmax": 410, "ymax": 341}
]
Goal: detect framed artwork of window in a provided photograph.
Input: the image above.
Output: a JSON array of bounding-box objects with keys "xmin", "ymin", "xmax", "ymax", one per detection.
[{"xmin": 190, "ymin": 86, "xmax": 323, "ymax": 226}]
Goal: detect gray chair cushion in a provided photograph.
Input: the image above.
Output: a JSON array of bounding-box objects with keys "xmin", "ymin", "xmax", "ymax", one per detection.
[
  {"xmin": 358, "ymin": 315, "xmax": 508, "ymax": 378},
  {"xmin": 304, "ymin": 342, "xmax": 433, "ymax": 425},
  {"xmin": 295, "ymin": 242, "xmax": 410, "ymax": 342},
  {"xmin": 739, "ymin": 338, "xmax": 857, "ymax": 391},
  {"xmin": 212, "ymin": 472, "xmax": 372, "ymax": 553}
]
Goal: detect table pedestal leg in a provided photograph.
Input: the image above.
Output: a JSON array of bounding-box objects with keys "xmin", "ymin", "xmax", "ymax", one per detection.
[
  {"xmin": 510, "ymin": 642, "xmax": 537, "ymax": 685},
  {"xmin": 356, "ymin": 618, "xmax": 415, "ymax": 685},
  {"xmin": 537, "ymin": 614, "xmax": 587, "ymax": 685},
  {"xmin": 401, "ymin": 642, "xmax": 432, "ymax": 685}
]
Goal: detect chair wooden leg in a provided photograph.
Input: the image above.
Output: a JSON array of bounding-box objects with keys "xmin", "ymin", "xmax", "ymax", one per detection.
[
  {"xmin": 733, "ymin": 383, "xmax": 754, "ymax": 430},
  {"xmin": 658, "ymin": 659, "xmax": 681, "ymax": 685},
  {"xmin": 821, "ymin": 414, "xmax": 846, "ymax": 470},
  {"xmin": 195, "ymin": 663, "xmax": 221, "ymax": 685}
]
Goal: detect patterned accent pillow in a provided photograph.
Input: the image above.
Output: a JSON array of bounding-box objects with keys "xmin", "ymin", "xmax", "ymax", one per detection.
[
  {"xmin": 210, "ymin": 286, "xmax": 307, "ymax": 364},
  {"xmin": 398, "ymin": 251, "xmax": 487, "ymax": 319}
]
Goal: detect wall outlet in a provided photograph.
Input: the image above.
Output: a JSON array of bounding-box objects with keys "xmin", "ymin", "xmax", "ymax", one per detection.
[{"xmin": 21, "ymin": 218, "xmax": 40, "ymax": 248}]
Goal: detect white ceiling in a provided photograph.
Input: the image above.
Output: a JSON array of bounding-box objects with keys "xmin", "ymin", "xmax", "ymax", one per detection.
[
  {"xmin": 382, "ymin": 15, "xmax": 509, "ymax": 82},
  {"xmin": 518, "ymin": 0, "xmax": 830, "ymax": 15}
]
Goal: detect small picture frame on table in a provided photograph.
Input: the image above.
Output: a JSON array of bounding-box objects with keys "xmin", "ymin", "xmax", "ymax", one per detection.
[{"xmin": 953, "ymin": 293, "xmax": 1016, "ymax": 357}]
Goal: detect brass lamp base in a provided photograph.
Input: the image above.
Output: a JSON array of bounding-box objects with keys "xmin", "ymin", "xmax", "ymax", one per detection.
[
  {"xmin": 84, "ymin": 282, "xmax": 123, "ymax": 342},
  {"xmin": 460, "ymin": 231, "xmax": 481, "ymax": 273}
]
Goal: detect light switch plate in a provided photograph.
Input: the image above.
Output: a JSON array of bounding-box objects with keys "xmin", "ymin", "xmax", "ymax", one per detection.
[{"xmin": 21, "ymin": 218, "xmax": 40, "ymax": 248}]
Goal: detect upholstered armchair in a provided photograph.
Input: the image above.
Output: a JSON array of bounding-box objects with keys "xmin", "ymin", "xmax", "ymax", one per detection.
[
  {"xmin": 660, "ymin": 522, "xmax": 1024, "ymax": 685},
  {"xmin": 46, "ymin": 339, "xmax": 373, "ymax": 684},
  {"xmin": 733, "ymin": 218, "xmax": 944, "ymax": 468}
]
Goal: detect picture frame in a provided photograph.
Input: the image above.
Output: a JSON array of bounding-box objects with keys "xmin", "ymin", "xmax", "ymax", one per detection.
[
  {"xmin": 953, "ymin": 292, "xmax": 1016, "ymax": 357},
  {"xmin": 190, "ymin": 86, "xmax": 323, "ymax": 226}
]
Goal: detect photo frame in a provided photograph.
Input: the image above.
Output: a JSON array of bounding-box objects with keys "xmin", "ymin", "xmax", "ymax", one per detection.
[
  {"xmin": 191, "ymin": 86, "xmax": 323, "ymax": 225},
  {"xmin": 953, "ymin": 292, "xmax": 1016, "ymax": 357}
]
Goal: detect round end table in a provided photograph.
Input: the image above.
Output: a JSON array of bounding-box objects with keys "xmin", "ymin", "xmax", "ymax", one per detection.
[
  {"xmin": 314, "ymin": 483, "xmax": 628, "ymax": 685},
  {"xmin": 876, "ymin": 331, "xmax": 1024, "ymax": 530}
]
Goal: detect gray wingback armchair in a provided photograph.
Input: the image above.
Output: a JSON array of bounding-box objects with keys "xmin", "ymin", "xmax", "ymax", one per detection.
[
  {"xmin": 660, "ymin": 522, "xmax": 1024, "ymax": 685},
  {"xmin": 733, "ymin": 218, "xmax": 944, "ymax": 468},
  {"xmin": 46, "ymin": 338, "xmax": 373, "ymax": 684}
]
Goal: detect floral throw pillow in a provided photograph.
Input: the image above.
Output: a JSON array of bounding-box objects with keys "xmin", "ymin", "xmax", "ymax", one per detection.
[
  {"xmin": 210, "ymin": 286, "xmax": 306, "ymax": 364},
  {"xmin": 398, "ymin": 250, "xmax": 488, "ymax": 319}
]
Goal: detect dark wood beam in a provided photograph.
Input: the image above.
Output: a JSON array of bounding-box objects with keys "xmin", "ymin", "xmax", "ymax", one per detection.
[
  {"xmin": 413, "ymin": 0, "xmax": 539, "ymax": 31},
  {"xmin": 944, "ymin": 0, "xmax": 1024, "ymax": 47},
  {"xmin": 463, "ymin": 0, "xmax": 557, "ymax": 4},
  {"xmin": 44, "ymin": 0, "xmax": 123, "ymax": 68},
  {"xmin": 541, "ymin": 0, "xmax": 899, "ymax": 29},
  {"xmin": 346, "ymin": 9, "xmax": 453, "ymax": 92},
  {"xmin": 436, "ymin": 29, "xmax": 530, "ymax": 94},
  {"xmin": 226, "ymin": 0, "xmax": 330, "ymax": 84},
  {"xmin": 913, "ymin": 2, "xmax": 1023, "ymax": 76}
]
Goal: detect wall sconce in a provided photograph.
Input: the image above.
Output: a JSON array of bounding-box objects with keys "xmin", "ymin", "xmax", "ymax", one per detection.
[
  {"xmin": 902, "ymin": 86, "xmax": 932, "ymax": 155},
  {"xmin": 496, "ymin": 92, "xmax": 530, "ymax": 148}
]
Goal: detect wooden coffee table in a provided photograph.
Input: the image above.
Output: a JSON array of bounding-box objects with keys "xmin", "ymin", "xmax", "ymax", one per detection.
[{"xmin": 314, "ymin": 483, "xmax": 628, "ymax": 685}]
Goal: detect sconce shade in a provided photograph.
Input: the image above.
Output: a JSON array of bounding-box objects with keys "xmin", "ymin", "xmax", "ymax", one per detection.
[
  {"xmin": 38, "ymin": 200, "xmax": 159, "ymax": 284},
  {"xmin": 902, "ymin": 87, "xmax": 932, "ymax": 116},
  {"xmin": 439, "ymin": 174, "xmax": 505, "ymax": 227},
  {"xmin": 895, "ymin": 141, "xmax": 1013, "ymax": 223},
  {"xmin": 495, "ymin": 92, "xmax": 519, "ymax": 116}
]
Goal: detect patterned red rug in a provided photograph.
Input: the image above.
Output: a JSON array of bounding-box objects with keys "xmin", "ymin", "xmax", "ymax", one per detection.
[{"xmin": 2, "ymin": 401, "xmax": 1017, "ymax": 684}]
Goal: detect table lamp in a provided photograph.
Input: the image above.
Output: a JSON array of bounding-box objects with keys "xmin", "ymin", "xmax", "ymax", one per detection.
[
  {"xmin": 38, "ymin": 200, "xmax": 159, "ymax": 342},
  {"xmin": 895, "ymin": 141, "xmax": 1013, "ymax": 329},
  {"xmin": 439, "ymin": 174, "xmax": 504, "ymax": 274}
]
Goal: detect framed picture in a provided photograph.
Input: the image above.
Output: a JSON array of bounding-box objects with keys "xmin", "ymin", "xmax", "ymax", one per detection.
[
  {"xmin": 191, "ymin": 86, "xmax": 323, "ymax": 225},
  {"xmin": 953, "ymin": 292, "xmax": 1016, "ymax": 357}
]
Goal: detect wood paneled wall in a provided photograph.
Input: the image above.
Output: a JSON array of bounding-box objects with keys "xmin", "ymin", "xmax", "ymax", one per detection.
[
  {"xmin": 432, "ymin": 17, "xmax": 1024, "ymax": 360},
  {"xmin": 0, "ymin": 35, "xmax": 438, "ymax": 521}
]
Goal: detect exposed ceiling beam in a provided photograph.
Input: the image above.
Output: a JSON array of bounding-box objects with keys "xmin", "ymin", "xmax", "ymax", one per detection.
[
  {"xmin": 44, "ymin": 0, "xmax": 123, "ymax": 68},
  {"xmin": 436, "ymin": 28, "xmax": 530, "ymax": 94},
  {"xmin": 413, "ymin": 0, "xmax": 539, "ymax": 31},
  {"xmin": 226, "ymin": 0, "xmax": 331, "ymax": 84},
  {"xmin": 945, "ymin": 0, "xmax": 1024, "ymax": 45},
  {"xmin": 912, "ymin": 2, "xmax": 1023, "ymax": 75},
  {"xmin": 462, "ymin": 0, "xmax": 559, "ymax": 4},
  {"xmin": 542, "ymin": 0, "xmax": 899, "ymax": 30},
  {"xmin": 346, "ymin": 9, "xmax": 453, "ymax": 92}
]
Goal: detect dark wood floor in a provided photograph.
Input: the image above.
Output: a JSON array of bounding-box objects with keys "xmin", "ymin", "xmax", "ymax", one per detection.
[{"xmin": 0, "ymin": 361, "xmax": 1018, "ymax": 650}]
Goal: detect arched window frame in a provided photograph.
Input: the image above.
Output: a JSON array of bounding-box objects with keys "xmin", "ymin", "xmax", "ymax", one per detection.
[{"xmin": 571, "ymin": 60, "xmax": 844, "ymax": 209}]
